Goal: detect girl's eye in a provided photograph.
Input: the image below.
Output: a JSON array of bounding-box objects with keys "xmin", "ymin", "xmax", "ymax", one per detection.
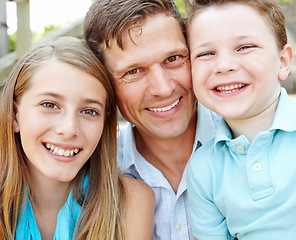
[
  {"xmin": 41, "ymin": 102, "xmax": 57, "ymax": 109},
  {"xmin": 82, "ymin": 109, "xmax": 99, "ymax": 116}
]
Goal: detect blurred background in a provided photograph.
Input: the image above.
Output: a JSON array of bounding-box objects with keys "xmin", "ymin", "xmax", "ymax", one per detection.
[{"xmin": 0, "ymin": 0, "xmax": 295, "ymax": 94}]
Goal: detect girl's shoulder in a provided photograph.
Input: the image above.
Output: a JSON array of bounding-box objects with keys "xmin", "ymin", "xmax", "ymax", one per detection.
[
  {"xmin": 121, "ymin": 176, "xmax": 155, "ymax": 240},
  {"xmin": 121, "ymin": 176, "xmax": 155, "ymax": 201}
]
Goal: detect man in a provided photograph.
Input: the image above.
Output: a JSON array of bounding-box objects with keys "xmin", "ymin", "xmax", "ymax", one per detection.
[{"xmin": 84, "ymin": 1, "xmax": 220, "ymax": 239}]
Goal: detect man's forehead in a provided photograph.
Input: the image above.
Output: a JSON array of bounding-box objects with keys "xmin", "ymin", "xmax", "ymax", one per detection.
[
  {"xmin": 104, "ymin": 14, "xmax": 183, "ymax": 51},
  {"xmin": 102, "ymin": 14, "xmax": 187, "ymax": 72}
]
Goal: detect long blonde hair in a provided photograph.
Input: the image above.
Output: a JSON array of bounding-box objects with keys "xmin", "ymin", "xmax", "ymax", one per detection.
[{"xmin": 0, "ymin": 36, "xmax": 125, "ymax": 239}]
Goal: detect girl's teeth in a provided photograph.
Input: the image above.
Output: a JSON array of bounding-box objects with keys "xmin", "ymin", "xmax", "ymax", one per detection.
[
  {"xmin": 53, "ymin": 148, "xmax": 59, "ymax": 154},
  {"xmin": 58, "ymin": 149, "xmax": 65, "ymax": 156},
  {"xmin": 64, "ymin": 150, "xmax": 70, "ymax": 157},
  {"xmin": 45, "ymin": 143, "xmax": 79, "ymax": 157}
]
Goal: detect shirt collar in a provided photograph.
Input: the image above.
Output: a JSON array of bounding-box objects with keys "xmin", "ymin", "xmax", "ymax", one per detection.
[
  {"xmin": 214, "ymin": 87, "xmax": 296, "ymax": 152},
  {"xmin": 270, "ymin": 87, "xmax": 296, "ymax": 131},
  {"xmin": 118, "ymin": 101, "xmax": 220, "ymax": 177}
]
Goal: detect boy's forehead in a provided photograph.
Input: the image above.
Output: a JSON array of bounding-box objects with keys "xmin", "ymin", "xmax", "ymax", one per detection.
[
  {"xmin": 190, "ymin": 3, "xmax": 272, "ymax": 35},
  {"xmin": 188, "ymin": 2, "xmax": 279, "ymax": 52}
]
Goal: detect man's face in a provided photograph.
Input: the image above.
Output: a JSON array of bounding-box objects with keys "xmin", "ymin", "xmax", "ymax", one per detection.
[{"xmin": 104, "ymin": 14, "xmax": 196, "ymax": 140}]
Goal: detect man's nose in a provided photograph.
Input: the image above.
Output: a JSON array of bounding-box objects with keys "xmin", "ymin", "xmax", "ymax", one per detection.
[{"xmin": 147, "ymin": 65, "xmax": 175, "ymax": 97}]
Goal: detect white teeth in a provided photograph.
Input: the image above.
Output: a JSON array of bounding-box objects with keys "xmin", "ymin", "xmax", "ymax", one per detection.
[
  {"xmin": 53, "ymin": 147, "xmax": 59, "ymax": 155},
  {"xmin": 64, "ymin": 150, "xmax": 70, "ymax": 157},
  {"xmin": 148, "ymin": 99, "xmax": 180, "ymax": 112},
  {"xmin": 44, "ymin": 143, "xmax": 80, "ymax": 157},
  {"xmin": 58, "ymin": 149, "xmax": 64, "ymax": 156},
  {"xmin": 216, "ymin": 83, "xmax": 245, "ymax": 92}
]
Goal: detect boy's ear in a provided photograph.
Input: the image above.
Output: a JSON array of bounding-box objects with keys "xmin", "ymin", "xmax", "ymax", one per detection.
[
  {"xmin": 278, "ymin": 44, "xmax": 294, "ymax": 81},
  {"xmin": 13, "ymin": 102, "xmax": 20, "ymax": 133}
]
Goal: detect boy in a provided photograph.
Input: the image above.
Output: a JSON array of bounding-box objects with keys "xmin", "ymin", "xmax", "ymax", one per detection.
[{"xmin": 185, "ymin": 0, "xmax": 295, "ymax": 239}]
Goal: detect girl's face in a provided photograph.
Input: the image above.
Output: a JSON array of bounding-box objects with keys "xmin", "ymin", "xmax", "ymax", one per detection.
[{"xmin": 14, "ymin": 61, "xmax": 107, "ymax": 184}]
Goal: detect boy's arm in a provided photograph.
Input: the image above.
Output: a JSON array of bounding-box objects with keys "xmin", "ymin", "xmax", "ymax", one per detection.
[{"xmin": 187, "ymin": 154, "xmax": 234, "ymax": 240}]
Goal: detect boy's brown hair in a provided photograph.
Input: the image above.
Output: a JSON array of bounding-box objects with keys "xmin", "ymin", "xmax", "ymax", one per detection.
[{"xmin": 185, "ymin": 0, "xmax": 287, "ymax": 49}]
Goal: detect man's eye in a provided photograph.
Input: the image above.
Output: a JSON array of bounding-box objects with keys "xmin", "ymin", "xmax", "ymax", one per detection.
[
  {"xmin": 166, "ymin": 55, "xmax": 179, "ymax": 63},
  {"xmin": 126, "ymin": 68, "xmax": 140, "ymax": 75}
]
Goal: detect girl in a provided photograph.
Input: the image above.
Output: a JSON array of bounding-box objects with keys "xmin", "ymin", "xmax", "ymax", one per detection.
[{"xmin": 0, "ymin": 36, "xmax": 155, "ymax": 240}]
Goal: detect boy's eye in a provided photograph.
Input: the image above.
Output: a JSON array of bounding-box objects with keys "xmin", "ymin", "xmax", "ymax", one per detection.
[
  {"xmin": 238, "ymin": 45, "xmax": 256, "ymax": 52},
  {"xmin": 195, "ymin": 51, "xmax": 215, "ymax": 59},
  {"xmin": 198, "ymin": 52, "xmax": 214, "ymax": 58}
]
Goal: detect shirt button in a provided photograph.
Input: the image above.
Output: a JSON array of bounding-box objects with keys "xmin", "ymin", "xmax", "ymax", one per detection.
[
  {"xmin": 175, "ymin": 224, "xmax": 182, "ymax": 231},
  {"xmin": 253, "ymin": 163, "xmax": 262, "ymax": 171},
  {"xmin": 236, "ymin": 145, "xmax": 245, "ymax": 153}
]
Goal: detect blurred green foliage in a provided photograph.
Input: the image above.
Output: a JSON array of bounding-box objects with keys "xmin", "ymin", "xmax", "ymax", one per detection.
[
  {"xmin": 9, "ymin": 24, "xmax": 59, "ymax": 52},
  {"xmin": 174, "ymin": 0, "xmax": 185, "ymax": 15}
]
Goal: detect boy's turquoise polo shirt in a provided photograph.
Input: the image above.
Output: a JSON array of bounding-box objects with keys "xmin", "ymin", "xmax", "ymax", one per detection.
[{"xmin": 187, "ymin": 88, "xmax": 296, "ymax": 240}]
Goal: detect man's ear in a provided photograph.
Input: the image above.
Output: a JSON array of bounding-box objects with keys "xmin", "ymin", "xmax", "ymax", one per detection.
[
  {"xmin": 278, "ymin": 44, "xmax": 294, "ymax": 81},
  {"xmin": 13, "ymin": 102, "xmax": 20, "ymax": 133}
]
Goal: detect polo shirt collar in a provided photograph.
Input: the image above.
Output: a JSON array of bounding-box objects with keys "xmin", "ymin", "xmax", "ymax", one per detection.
[{"xmin": 214, "ymin": 87, "xmax": 296, "ymax": 152}]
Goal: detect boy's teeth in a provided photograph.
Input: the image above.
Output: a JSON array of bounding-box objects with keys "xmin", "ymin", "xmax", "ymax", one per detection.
[
  {"xmin": 149, "ymin": 99, "xmax": 179, "ymax": 112},
  {"xmin": 45, "ymin": 143, "xmax": 79, "ymax": 157},
  {"xmin": 216, "ymin": 83, "xmax": 245, "ymax": 92}
]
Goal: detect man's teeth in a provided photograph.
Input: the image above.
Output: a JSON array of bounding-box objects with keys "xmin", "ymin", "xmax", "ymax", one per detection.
[
  {"xmin": 45, "ymin": 143, "xmax": 79, "ymax": 157},
  {"xmin": 216, "ymin": 83, "xmax": 245, "ymax": 93},
  {"xmin": 149, "ymin": 99, "xmax": 180, "ymax": 112}
]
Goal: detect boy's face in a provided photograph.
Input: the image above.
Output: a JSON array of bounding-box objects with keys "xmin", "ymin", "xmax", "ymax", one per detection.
[{"xmin": 188, "ymin": 3, "xmax": 291, "ymax": 122}]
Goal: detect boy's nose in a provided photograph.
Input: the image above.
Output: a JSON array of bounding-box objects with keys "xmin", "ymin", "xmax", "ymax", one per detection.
[{"xmin": 215, "ymin": 53, "xmax": 239, "ymax": 74}]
